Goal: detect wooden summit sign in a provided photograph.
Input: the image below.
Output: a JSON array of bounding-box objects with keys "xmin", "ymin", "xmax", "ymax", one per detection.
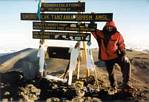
[
  {"xmin": 21, "ymin": 1, "xmax": 113, "ymax": 41},
  {"xmin": 33, "ymin": 31, "xmax": 91, "ymax": 41},
  {"xmin": 41, "ymin": 2, "xmax": 85, "ymax": 12},
  {"xmin": 21, "ymin": 13, "xmax": 113, "ymax": 21},
  {"xmin": 33, "ymin": 22, "xmax": 97, "ymax": 31}
]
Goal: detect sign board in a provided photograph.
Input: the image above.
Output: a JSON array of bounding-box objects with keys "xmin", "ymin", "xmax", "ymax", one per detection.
[
  {"xmin": 41, "ymin": 2, "xmax": 85, "ymax": 12},
  {"xmin": 33, "ymin": 22, "xmax": 97, "ymax": 31},
  {"xmin": 21, "ymin": 13, "xmax": 113, "ymax": 21},
  {"xmin": 33, "ymin": 31, "xmax": 91, "ymax": 41},
  {"xmin": 47, "ymin": 47, "xmax": 70, "ymax": 59}
]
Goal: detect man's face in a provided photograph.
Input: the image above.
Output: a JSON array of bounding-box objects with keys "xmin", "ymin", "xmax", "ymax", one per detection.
[{"xmin": 106, "ymin": 26, "xmax": 114, "ymax": 32}]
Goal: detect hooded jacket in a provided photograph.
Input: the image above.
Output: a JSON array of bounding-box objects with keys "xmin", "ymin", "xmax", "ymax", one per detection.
[{"xmin": 92, "ymin": 21, "xmax": 126, "ymax": 61}]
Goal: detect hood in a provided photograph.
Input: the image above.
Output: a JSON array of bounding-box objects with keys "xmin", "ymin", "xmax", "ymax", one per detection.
[{"xmin": 105, "ymin": 21, "xmax": 116, "ymax": 28}]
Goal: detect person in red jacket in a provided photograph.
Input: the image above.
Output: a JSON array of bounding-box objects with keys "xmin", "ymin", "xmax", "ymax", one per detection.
[{"xmin": 91, "ymin": 21, "xmax": 132, "ymax": 92}]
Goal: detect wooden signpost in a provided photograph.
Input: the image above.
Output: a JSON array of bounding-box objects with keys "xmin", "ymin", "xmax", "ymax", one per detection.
[
  {"xmin": 41, "ymin": 2, "xmax": 85, "ymax": 12},
  {"xmin": 33, "ymin": 31, "xmax": 90, "ymax": 41},
  {"xmin": 20, "ymin": 1, "xmax": 113, "ymax": 41},
  {"xmin": 33, "ymin": 22, "xmax": 97, "ymax": 31},
  {"xmin": 21, "ymin": 13, "xmax": 113, "ymax": 21},
  {"xmin": 21, "ymin": 1, "xmax": 113, "ymax": 82}
]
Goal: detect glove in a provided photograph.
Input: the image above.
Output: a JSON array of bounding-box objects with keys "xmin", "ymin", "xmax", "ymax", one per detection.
[
  {"xmin": 117, "ymin": 50, "xmax": 126, "ymax": 57},
  {"xmin": 90, "ymin": 12, "xmax": 96, "ymax": 28},
  {"xmin": 121, "ymin": 50, "xmax": 126, "ymax": 56},
  {"xmin": 121, "ymin": 55, "xmax": 130, "ymax": 63},
  {"xmin": 89, "ymin": 21, "xmax": 96, "ymax": 28}
]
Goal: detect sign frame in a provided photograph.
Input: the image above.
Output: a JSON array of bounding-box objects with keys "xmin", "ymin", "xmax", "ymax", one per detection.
[
  {"xmin": 33, "ymin": 31, "xmax": 91, "ymax": 41},
  {"xmin": 41, "ymin": 2, "xmax": 85, "ymax": 12},
  {"xmin": 33, "ymin": 22, "xmax": 97, "ymax": 31},
  {"xmin": 21, "ymin": 13, "xmax": 113, "ymax": 22}
]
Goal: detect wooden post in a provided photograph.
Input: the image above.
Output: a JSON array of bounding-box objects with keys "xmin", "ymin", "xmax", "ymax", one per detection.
[
  {"xmin": 77, "ymin": 56, "xmax": 80, "ymax": 79},
  {"xmin": 76, "ymin": 0, "xmax": 82, "ymax": 79},
  {"xmin": 82, "ymin": 41, "xmax": 90, "ymax": 77},
  {"xmin": 41, "ymin": 0, "xmax": 49, "ymax": 60}
]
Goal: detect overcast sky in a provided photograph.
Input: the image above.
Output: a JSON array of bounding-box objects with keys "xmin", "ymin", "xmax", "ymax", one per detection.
[{"xmin": 0, "ymin": 0, "xmax": 149, "ymax": 52}]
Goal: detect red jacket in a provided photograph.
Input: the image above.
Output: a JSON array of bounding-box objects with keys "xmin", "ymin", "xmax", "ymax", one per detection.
[{"xmin": 92, "ymin": 21, "xmax": 125, "ymax": 61}]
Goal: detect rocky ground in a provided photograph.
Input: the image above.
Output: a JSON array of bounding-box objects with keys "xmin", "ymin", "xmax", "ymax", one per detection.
[{"xmin": 0, "ymin": 48, "xmax": 149, "ymax": 102}]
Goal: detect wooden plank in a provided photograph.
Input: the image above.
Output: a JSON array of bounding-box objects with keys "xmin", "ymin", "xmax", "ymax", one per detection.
[
  {"xmin": 33, "ymin": 31, "xmax": 91, "ymax": 41},
  {"xmin": 21, "ymin": 13, "xmax": 113, "ymax": 21},
  {"xmin": 41, "ymin": 2, "xmax": 85, "ymax": 12},
  {"xmin": 33, "ymin": 22, "xmax": 97, "ymax": 31}
]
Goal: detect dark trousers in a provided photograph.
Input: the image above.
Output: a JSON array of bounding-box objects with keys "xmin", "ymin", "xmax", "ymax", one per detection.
[{"xmin": 105, "ymin": 56, "xmax": 131, "ymax": 87}]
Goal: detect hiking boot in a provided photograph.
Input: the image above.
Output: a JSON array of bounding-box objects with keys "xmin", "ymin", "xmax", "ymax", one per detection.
[
  {"xmin": 121, "ymin": 84, "xmax": 135, "ymax": 93},
  {"xmin": 108, "ymin": 87, "xmax": 117, "ymax": 95}
]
